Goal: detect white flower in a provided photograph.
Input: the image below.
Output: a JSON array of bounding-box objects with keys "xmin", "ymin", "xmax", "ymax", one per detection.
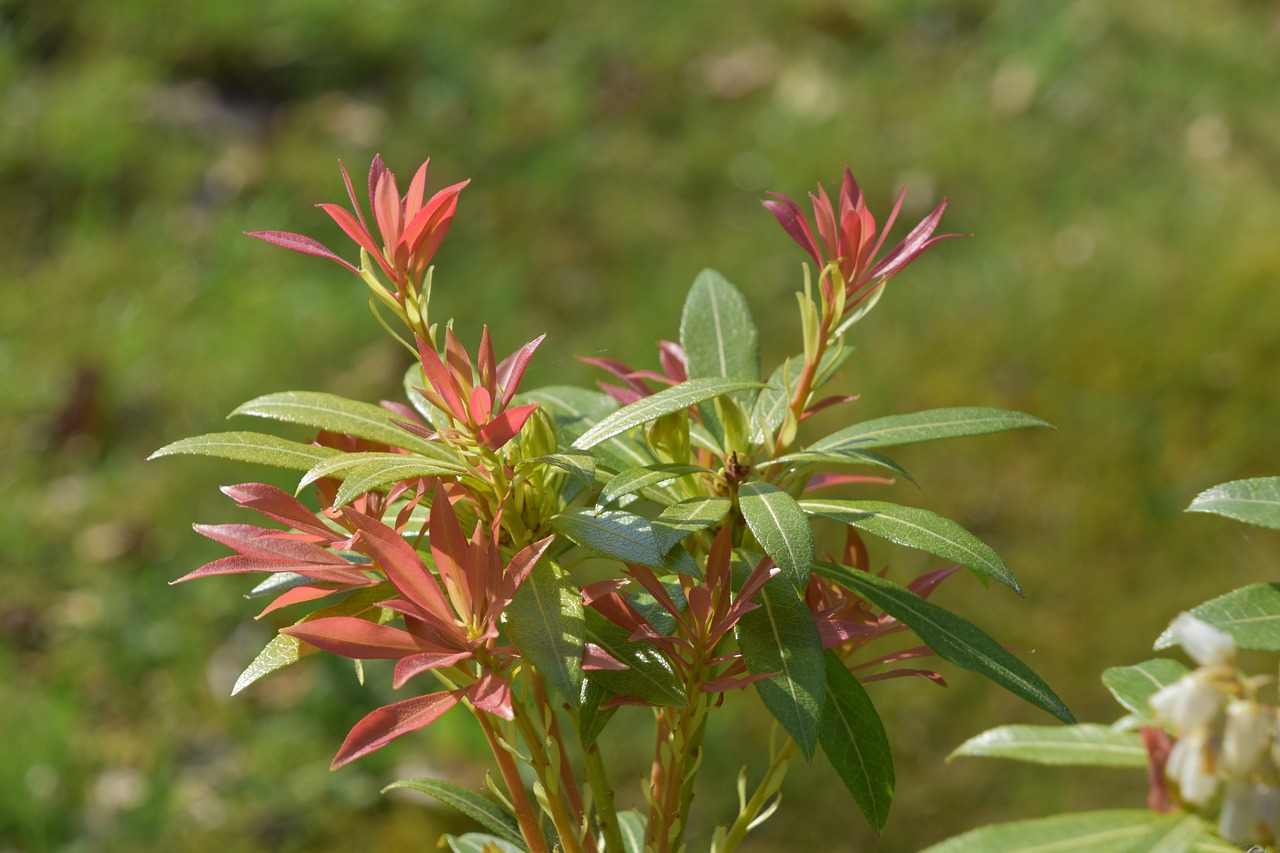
[
  {"xmin": 1167, "ymin": 730, "xmax": 1220, "ymax": 806},
  {"xmin": 1220, "ymin": 779, "xmax": 1259, "ymax": 843},
  {"xmin": 1223, "ymin": 700, "xmax": 1272, "ymax": 777},
  {"xmin": 1168, "ymin": 612, "xmax": 1235, "ymax": 667},
  {"xmin": 1150, "ymin": 671, "xmax": 1227, "ymax": 734}
]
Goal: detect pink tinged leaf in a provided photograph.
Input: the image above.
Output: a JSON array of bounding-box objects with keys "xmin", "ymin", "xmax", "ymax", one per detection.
[
  {"xmin": 818, "ymin": 619, "xmax": 868, "ymax": 649},
  {"xmin": 331, "ymin": 688, "xmax": 463, "ymax": 768},
  {"xmin": 402, "ymin": 181, "xmax": 469, "ymax": 256},
  {"xmin": 476, "ymin": 326, "xmax": 497, "ymax": 400},
  {"xmin": 866, "ymin": 187, "xmax": 906, "ymax": 266},
  {"xmin": 391, "ymin": 417, "xmax": 438, "ymax": 442},
  {"xmin": 477, "ymin": 403, "xmax": 537, "ymax": 450},
  {"xmin": 866, "ymin": 200, "xmax": 960, "ymax": 282},
  {"xmin": 195, "ymin": 523, "xmax": 346, "ymax": 563},
  {"xmin": 367, "ymin": 155, "xmax": 388, "ymax": 208},
  {"xmin": 372, "ymin": 166, "xmax": 403, "ymax": 254},
  {"xmin": 583, "ymin": 642, "xmax": 628, "ymax": 671},
  {"xmin": 416, "ymin": 337, "xmax": 468, "ymax": 422},
  {"xmin": 495, "ymin": 334, "xmax": 546, "ymax": 409},
  {"xmin": 587, "ymin": 591, "xmax": 648, "ymax": 634},
  {"xmin": 623, "ymin": 564, "xmax": 684, "ymax": 622},
  {"xmin": 853, "ymin": 645, "xmax": 937, "ymax": 669},
  {"xmin": 281, "ymin": 616, "xmax": 422, "ymax": 659},
  {"xmin": 317, "ymin": 203, "xmax": 395, "ymax": 280},
  {"xmin": 468, "ymin": 386, "xmax": 493, "ymax": 426},
  {"xmin": 810, "ymin": 183, "xmax": 839, "ymax": 261},
  {"xmin": 338, "ymin": 160, "xmax": 371, "ymax": 234},
  {"xmin": 657, "ymin": 340, "xmax": 688, "ymax": 383},
  {"xmin": 246, "ymin": 231, "xmax": 359, "ymax": 273},
  {"xmin": 598, "ymin": 383, "xmax": 644, "ymax": 406},
  {"xmin": 343, "ymin": 507, "xmax": 455, "ymax": 625},
  {"xmin": 426, "ymin": 489, "xmax": 473, "ymax": 617},
  {"xmin": 581, "ymin": 579, "xmax": 631, "ymax": 605},
  {"xmin": 392, "ymin": 650, "xmax": 473, "ymax": 688},
  {"xmin": 907, "ymin": 565, "xmax": 964, "ymax": 600},
  {"xmin": 444, "ymin": 328, "xmax": 475, "ymax": 399},
  {"xmin": 578, "ymin": 356, "xmax": 652, "ymax": 396},
  {"xmin": 172, "ymin": 555, "xmax": 369, "ymax": 585},
  {"xmin": 700, "ymin": 671, "xmax": 777, "ymax": 693},
  {"xmin": 493, "ymin": 534, "xmax": 556, "ymax": 612},
  {"xmin": 803, "ymin": 473, "xmax": 896, "ymax": 492},
  {"xmin": 402, "ymin": 159, "xmax": 430, "ymax": 224},
  {"xmin": 256, "ymin": 585, "xmax": 341, "ymax": 618},
  {"xmin": 687, "ymin": 586, "xmax": 713, "ymax": 627},
  {"xmin": 801, "ymin": 395, "xmax": 859, "ymax": 420},
  {"xmin": 469, "ymin": 672, "xmax": 515, "ymax": 720},
  {"xmin": 861, "ymin": 668, "xmax": 947, "ymax": 687},
  {"xmin": 762, "ymin": 194, "xmax": 822, "ymax": 268},
  {"xmin": 222, "ymin": 483, "xmax": 338, "ymax": 542}
]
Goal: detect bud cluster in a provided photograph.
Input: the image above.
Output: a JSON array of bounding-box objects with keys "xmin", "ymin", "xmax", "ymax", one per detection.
[{"xmin": 1150, "ymin": 613, "xmax": 1279, "ymax": 845}]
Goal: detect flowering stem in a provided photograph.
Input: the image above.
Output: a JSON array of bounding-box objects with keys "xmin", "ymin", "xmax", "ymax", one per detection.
[{"xmin": 476, "ymin": 711, "xmax": 548, "ymax": 853}]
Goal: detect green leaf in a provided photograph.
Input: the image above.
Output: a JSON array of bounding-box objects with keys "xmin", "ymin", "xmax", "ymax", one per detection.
[
  {"xmin": 1117, "ymin": 813, "xmax": 1231, "ymax": 853},
  {"xmin": 576, "ymin": 678, "xmax": 618, "ymax": 748},
  {"xmin": 522, "ymin": 386, "xmax": 654, "ymax": 470},
  {"xmin": 297, "ymin": 451, "xmax": 468, "ymax": 507},
  {"xmin": 444, "ymin": 833, "xmax": 527, "ymax": 853},
  {"xmin": 738, "ymin": 482, "xmax": 814, "ymax": 589},
  {"xmin": 807, "ymin": 407, "xmax": 1052, "ymax": 455},
  {"xmin": 949, "ymin": 724, "xmax": 1147, "ymax": 767},
  {"xmin": 616, "ymin": 810, "xmax": 646, "ymax": 853},
  {"xmin": 233, "ymin": 633, "xmax": 316, "ymax": 695},
  {"xmin": 584, "ymin": 609, "xmax": 685, "ymax": 707},
  {"xmin": 819, "ymin": 650, "xmax": 894, "ymax": 834},
  {"xmin": 734, "ymin": 564, "xmax": 825, "ymax": 760},
  {"xmin": 551, "ymin": 508, "xmax": 702, "ymax": 578},
  {"xmin": 751, "ymin": 344, "xmax": 852, "ymax": 444},
  {"xmin": 231, "ymin": 391, "xmax": 441, "ymax": 455},
  {"xmin": 1187, "ymin": 477, "xmax": 1280, "ymax": 529},
  {"xmin": 816, "ymin": 562, "xmax": 1073, "ymax": 723},
  {"xmin": 800, "ymin": 499, "xmax": 1020, "ymax": 594},
  {"xmin": 1102, "ymin": 659, "xmax": 1190, "ymax": 715},
  {"xmin": 383, "ymin": 778, "xmax": 524, "ymax": 847},
  {"xmin": 920, "ymin": 810, "xmax": 1233, "ymax": 853},
  {"xmin": 572, "ymin": 378, "xmax": 764, "ymax": 451},
  {"xmin": 680, "ymin": 269, "xmax": 760, "ymax": 388},
  {"xmin": 598, "ymin": 464, "xmax": 713, "ymax": 507},
  {"xmin": 1154, "ymin": 583, "xmax": 1280, "ymax": 651},
  {"xmin": 759, "ymin": 447, "xmax": 915, "ymax": 484},
  {"xmin": 149, "ymin": 431, "xmax": 340, "ymax": 472},
  {"xmin": 652, "ymin": 497, "xmax": 731, "ymax": 553},
  {"xmin": 517, "ymin": 450, "xmax": 597, "ymax": 485},
  {"xmin": 506, "ymin": 559, "xmax": 584, "ymax": 705}
]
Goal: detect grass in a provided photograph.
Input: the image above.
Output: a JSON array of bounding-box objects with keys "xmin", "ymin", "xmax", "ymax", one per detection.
[{"xmin": 2, "ymin": 1, "xmax": 1278, "ymax": 849}]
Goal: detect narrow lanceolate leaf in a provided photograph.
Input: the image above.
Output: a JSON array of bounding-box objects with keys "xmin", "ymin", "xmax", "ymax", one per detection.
[
  {"xmin": 681, "ymin": 269, "xmax": 760, "ymax": 387},
  {"xmin": 1187, "ymin": 477, "xmax": 1280, "ymax": 529},
  {"xmin": 584, "ymin": 609, "xmax": 685, "ymax": 706},
  {"xmin": 231, "ymin": 391, "xmax": 441, "ymax": 456},
  {"xmin": 950, "ymin": 724, "xmax": 1147, "ymax": 767},
  {"xmin": 149, "ymin": 432, "xmax": 340, "ymax": 472},
  {"xmin": 734, "ymin": 565, "xmax": 825, "ymax": 760},
  {"xmin": 506, "ymin": 560, "xmax": 584, "ymax": 705},
  {"xmin": 298, "ymin": 451, "xmax": 467, "ymax": 504},
  {"xmin": 751, "ymin": 344, "xmax": 852, "ymax": 443},
  {"xmin": 760, "ymin": 447, "xmax": 914, "ymax": 484},
  {"xmin": 552, "ymin": 508, "xmax": 702, "ymax": 578},
  {"xmin": 816, "ymin": 562, "xmax": 1073, "ymax": 723},
  {"xmin": 819, "ymin": 650, "xmax": 894, "ymax": 835},
  {"xmin": 572, "ymin": 378, "xmax": 763, "ymax": 450},
  {"xmin": 1117, "ymin": 813, "xmax": 1231, "ymax": 853},
  {"xmin": 652, "ymin": 497, "xmax": 732, "ymax": 553},
  {"xmin": 517, "ymin": 450, "xmax": 596, "ymax": 485},
  {"xmin": 738, "ymin": 482, "xmax": 814, "ymax": 589},
  {"xmin": 598, "ymin": 464, "xmax": 712, "ymax": 507},
  {"xmin": 1154, "ymin": 583, "xmax": 1280, "ymax": 652},
  {"xmin": 577, "ymin": 678, "xmax": 618, "ymax": 748},
  {"xmin": 807, "ymin": 407, "xmax": 1052, "ymax": 455},
  {"xmin": 382, "ymin": 778, "xmax": 524, "ymax": 848},
  {"xmin": 616, "ymin": 810, "xmax": 646, "ymax": 853},
  {"xmin": 521, "ymin": 385, "xmax": 654, "ymax": 470},
  {"xmin": 801, "ymin": 499, "xmax": 1020, "ymax": 594},
  {"xmin": 1102, "ymin": 659, "xmax": 1190, "ymax": 716},
  {"xmin": 233, "ymin": 633, "xmax": 316, "ymax": 695},
  {"xmin": 920, "ymin": 810, "xmax": 1234, "ymax": 853},
  {"xmin": 444, "ymin": 833, "xmax": 527, "ymax": 853}
]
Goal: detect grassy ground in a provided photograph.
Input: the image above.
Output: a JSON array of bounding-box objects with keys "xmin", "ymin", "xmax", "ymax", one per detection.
[{"xmin": 2, "ymin": 1, "xmax": 1279, "ymax": 850}]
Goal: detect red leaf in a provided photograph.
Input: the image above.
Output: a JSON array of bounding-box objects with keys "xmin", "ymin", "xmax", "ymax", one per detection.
[
  {"xmin": 469, "ymin": 672, "xmax": 514, "ymax": 720},
  {"xmin": 495, "ymin": 334, "xmax": 545, "ymax": 409},
  {"xmin": 172, "ymin": 555, "xmax": 367, "ymax": 585},
  {"xmin": 343, "ymin": 508, "xmax": 455, "ymax": 625},
  {"xmin": 221, "ymin": 483, "xmax": 338, "ymax": 541},
  {"xmin": 583, "ymin": 642, "xmax": 628, "ymax": 671},
  {"xmin": 331, "ymin": 689, "xmax": 463, "ymax": 768},
  {"xmin": 281, "ymin": 616, "xmax": 421, "ymax": 659},
  {"xmin": 393, "ymin": 650, "xmax": 473, "ymax": 688},
  {"xmin": 477, "ymin": 403, "xmax": 538, "ymax": 450},
  {"xmin": 246, "ymin": 231, "xmax": 359, "ymax": 274},
  {"xmin": 762, "ymin": 194, "xmax": 822, "ymax": 268}
]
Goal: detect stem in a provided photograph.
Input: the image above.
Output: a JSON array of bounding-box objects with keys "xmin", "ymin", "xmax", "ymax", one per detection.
[
  {"xmin": 582, "ymin": 740, "xmax": 626, "ymax": 853},
  {"xmin": 513, "ymin": 699, "xmax": 584, "ymax": 853},
  {"xmin": 718, "ymin": 729, "xmax": 798, "ymax": 853},
  {"xmin": 477, "ymin": 711, "xmax": 548, "ymax": 853}
]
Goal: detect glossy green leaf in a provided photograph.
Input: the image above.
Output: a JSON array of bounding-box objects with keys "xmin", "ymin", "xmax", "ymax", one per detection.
[
  {"xmin": 1102, "ymin": 659, "xmax": 1190, "ymax": 715},
  {"xmin": 233, "ymin": 633, "xmax": 316, "ymax": 695},
  {"xmin": 149, "ymin": 431, "xmax": 340, "ymax": 472},
  {"xmin": 1187, "ymin": 477, "xmax": 1280, "ymax": 529},
  {"xmin": 1117, "ymin": 813, "xmax": 1231, "ymax": 853},
  {"xmin": 819, "ymin": 650, "xmax": 894, "ymax": 834},
  {"xmin": 383, "ymin": 778, "xmax": 524, "ymax": 847},
  {"xmin": 231, "ymin": 391, "xmax": 440, "ymax": 455},
  {"xmin": 572, "ymin": 378, "xmax": 763, "ymax": 451},
  {"xmin": 801, "ymin": 499, "xmax": 1020, "ymax": 594},
  {"xmin": 735, "ymin": 565, "xmax": 825, "ymax": 759},
  {"xmin": 507, "ymin": 559, "xmax": 584, "ymax": 705},
  {"xmin": 681, "ymin": 269, "xmax": 759, "ymax": 388},
  {"xmin": 807, "ymin": 407, "xmax": 1052, "ymax": 455},
  {"xmin": 444, "ymin": 833, "xmax": 527, "ymax": 853},
  {"xmin": 1154, "ymin": 583, "xmax": 1280, "ymax": 651},
  {"xmin": 584, "ymin": 609, "xmax": 685, "ymax": 706},
  {"xmin": 921, "ymin": 810, "xmax": 1232, "ymax": 853},
  {"xmin": 577, "ymin": 678, "xmax": 618, "ymax": 748},
  {"xmin": 551, "ymin": 508, "xmax": 701, "ymax": 577},
  {"xmin": 950, "ymin": 724, "xmax": 1146, "ymax": 767},
  {"xmin": 738, "ymin": 482, "xmax": 814, "ymax": 589},
  {"xmin": 816, "ymin": 562, "xmax": 1073, "ymax": 723},
  {"xmin": 652, "ymin": 497, "xmax": 731, "ymax": 553},
  {"xmin": 598, "ymin": 464, "xmax": 712, "ymax": 507},
  {"xmin": 296, "ymin": 451, "xmax": 468, "ymax": 506},
  {"xmin": 616, "ymin": 810, "xmax": 646, "ymax": 853},
  {"xmin": 750, "ymin": 343, "xmax": 853, "ymax": 444},
  {"xmin": 522, "ymin": 386, "xmax": 654, "ymax": 469},
  {"xmin": 516, "ymin": 450, "xmax": 596, "ymax": 485},
  {"xmin": 760, "ymin": 447, "xmax": 915, "ymax": 484}
]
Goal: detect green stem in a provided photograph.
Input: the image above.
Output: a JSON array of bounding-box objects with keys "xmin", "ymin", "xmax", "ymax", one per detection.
[
  {"xmin": 582, "ymin": 739, "xmax": 626, "ymax": 853},
  {"xmin": 477, "ymin": 712, "xmax": 548, "ymax": 853},
  {"xmin": 513, "ymin": 699, "xmax": 584, "ymax": 853},
  {"xmin": 718, "ymin": 729, "xmax": 798, "ymax": 853}
]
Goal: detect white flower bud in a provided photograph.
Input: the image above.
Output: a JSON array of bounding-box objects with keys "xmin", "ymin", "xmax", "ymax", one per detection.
[
  {"xmin": 1169, "ymin": 612, "xmax": 1235, "ymax": 667},
  {"xmin": 1167, "ymin": 731, "xmax": 1219, "ymax": 805},
  {"xmin": 1219, "ymin": 779, "xmax": 1259, "ymax": 843},
  {"xmin": 1150, "ymin": 671, "xmax": 1227, "ymax": 734},
  {"xmin": 1224, "ymin": 700, "xmax": 1272, "ymax": 777}
]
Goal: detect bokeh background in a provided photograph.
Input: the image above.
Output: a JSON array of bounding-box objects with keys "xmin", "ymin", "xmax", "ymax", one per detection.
[{"xmin": 3, "ymin": 1, "xmax": 1278, "ymax": 850}]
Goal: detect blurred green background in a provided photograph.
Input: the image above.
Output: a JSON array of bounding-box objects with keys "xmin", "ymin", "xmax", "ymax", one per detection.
[{"xmin": 2, "ymin": 1, "xmax": 1278, "ymax": 850}]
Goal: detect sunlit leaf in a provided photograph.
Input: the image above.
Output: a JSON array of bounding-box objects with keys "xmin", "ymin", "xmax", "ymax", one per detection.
[
  {"xmin": 584, "ymin": 609, "xmax": 685, "ymax": 706},
  {"xmin": 577, "ymin": 678, "xmax": 618, "ymax": 748},
  {"xmin": 816, "ymin": 562, "xmax": 1073, "ymax": 723},
  {"xmin": 1187, "ymin": 477, "xmax": 1280, "ymax": 529},
  {"xmin": 232, "ymin": 391, "xmax": 441, "ymax": 455},
  {"xmin": 572, "ymin": 378, "xmax": 763, "ymax": 450},
  {"xmin": 297, "ymin": 451, "xmax": 467, "ymax": 506},
  {"xmin": 760, "ymin": 447, "xmax": 914, "ymax": 484},
  {"xmin": 507, "ymin": 560, "xmax": 584, "ymax": 705},
  {"xmin": 921, "ymin": 810, "xmax": 1232, "ymax": 853},
  {"xmin": 383, "ymin": 778, "xmax": 524, "ymax": 847},
  {"xmin": 522, "ymin": 386, "xmax": 654, "ymax": 469},
  {"xmin": 233, "ymin": 633, "xmax": 316, "ymax": 695},
  {"xmin": 598, "ymin": 463, "xmax": 713, "ymax": 507},
  {"xmin": 552, "ymin": 508, "xmax": 702, "ymax": 577},
  {"xmin": 1154, "ymin": 583, "xmax": 1280, "ymax": 651},
  {"xmin": 801, "ymin": 499, "xmax": 1019, "ymax": 594},
  {"xmin": 738, "ymin": 482, "xmax": 814, "ymax": 589},
  {"xmin": 1102, "ymin": 659, "xmax": 1190, "ymax": 715},
  {"xmin": 616, "ymin": 810, "xmax": 646, "ymax": 853},
  {"xmin": 149, "ymin": 431, "xmax": 340, "ymax": 472},
  {"xmin": 652, "ymin": 497, "xmax": 731, "ymax": 553},
  {"xmin": 444, "ymin": 833, "xmax": 527, "ymax": 853},
  {"xmin": 807, "ymin": 407, "xmax": 1052, "ymax": 455},
  {"xmin": 681, "ymin": 269, "xmax": 759, "ymax": 388},
  {"xmin": 517, "ymin": 450, "xmax": 596, "ymax": 485},
  {"xmin": 819, "ymin": 650, "xmax": 894, "ymax": 834},
  {"xmin": 949, "ymin": 724, "xmax": 1146, "ymax": 767}
]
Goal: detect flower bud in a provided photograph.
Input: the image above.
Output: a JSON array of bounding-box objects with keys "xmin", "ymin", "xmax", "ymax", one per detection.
[
  {"xmin": 1150, "ymin": 671, "xmax": 1226, "ymax": 734},
  {"xmin": 1168, "ymin": 612, "xmax": 1235, "ymax": 667},
  {"xmin": 1166, "ymin": 731, "xmax": 1219, "ymax": 805},
  {"xmin": 1223, "ymin": 700, "xmax": 1272, "ymax": 777}
]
